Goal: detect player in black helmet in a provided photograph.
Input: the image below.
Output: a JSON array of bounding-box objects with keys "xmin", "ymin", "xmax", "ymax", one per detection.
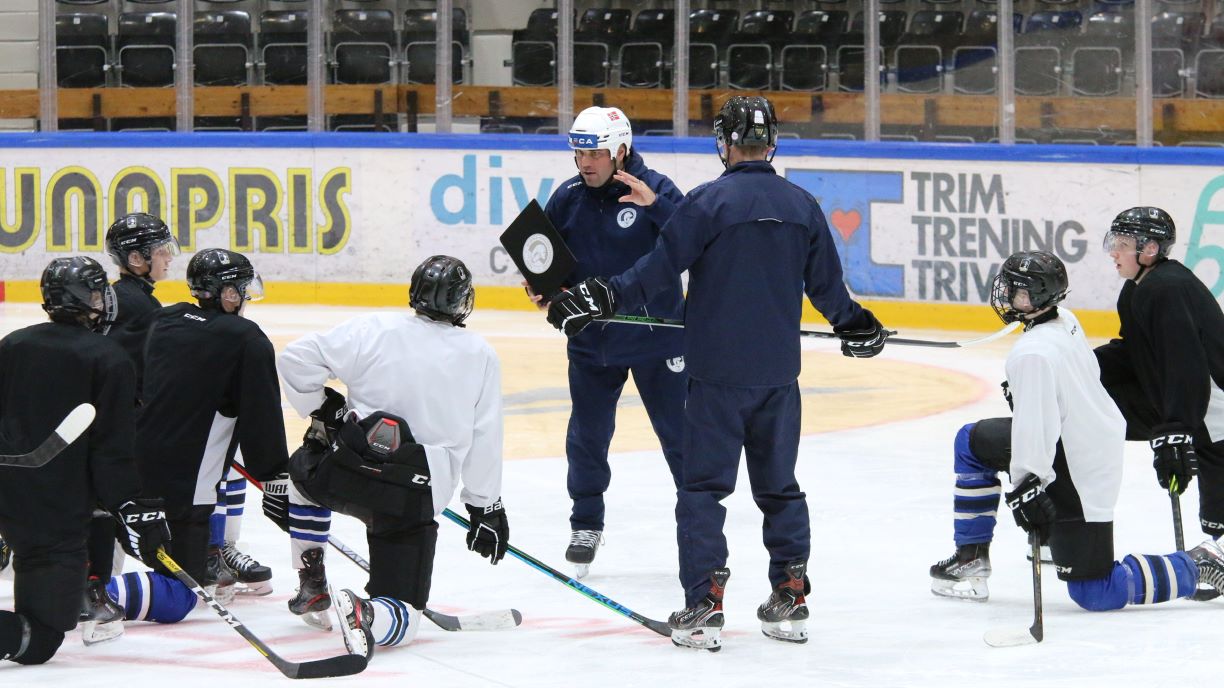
[
  {"xmin": 1096, "ymin": 206, "xmax": 1224, "ymax": 598},
  {"xmin": 0, "ymin": 257, "xmax": 169, "ymax": 667},
  {"xmin": 928, "ymin": 250, "xmax": 1224, "ymax": 611},
  {"xmin": 278, "ymin": 254, "xmax": 507, "ymax": 661},
  {"xmin": 548, "ymin": 95, "xmax": 887, "ymax": 650},
  {"xmin": 79, "ymin": 213, "xmax": 181, "ymax": 644}
]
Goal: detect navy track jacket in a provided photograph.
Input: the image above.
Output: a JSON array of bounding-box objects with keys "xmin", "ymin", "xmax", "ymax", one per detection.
[{"xmin": 545, "ymin": 149, "xmax": 686, "ymax": 366}]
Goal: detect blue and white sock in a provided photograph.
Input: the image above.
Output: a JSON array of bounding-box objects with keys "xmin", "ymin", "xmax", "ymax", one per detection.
[
  {"xmin": 369, "ymin": 597, "xmax": 421, "ymax": 647},
  {"xmin": 106, "ymin": 571, "xmax": 197, "ymax": 623},
  {"xmin": 288, "ymin": 481, "xmax": 331, "ymax": 566},
  {"xmin": 951, "ymin": 422, "xmax": 1001, "ymax": 547}
]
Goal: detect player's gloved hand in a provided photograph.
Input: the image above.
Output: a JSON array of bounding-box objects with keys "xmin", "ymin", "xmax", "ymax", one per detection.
[
  {"xmin": 1151, "ymin": 427, "xmax": 1198, "ymax": 495},
  {"xmin": 835, "ymin": 309, "xmax": 888, "ymax": 358},
  {"xmin": 261, "ymin": 473, "xmax": 291, "ymax": 533},
  {"xmin": 305, "ymin": 387, "xmax": 348, "ymax": 449},
  {"xmin": 547, "ymin": 278, "xmax": 617, "ymax": 337},
  {"xmin": 1005, "ymin": 474, "xmax": 1057, "ymax": 544},
  {"xmin": 1001, "ymin": 381, "xmax": 1014, "ymax": 411},
  {"xmin": 113, "ymin": 498, "xmax": 172, "ymax": 568},
  {"xmin": 465, "ymin": 499, "xmax": 509, "ymax": 565}
]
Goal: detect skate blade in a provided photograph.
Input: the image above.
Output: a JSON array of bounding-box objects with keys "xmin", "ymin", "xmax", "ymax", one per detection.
[
  {"xmin": 298, "ymin": 609, "xmax": 333, "ymax": 632},
  {"xmin": 670, "ymin": 628, "xmax": 722, "ymax": 652},
  {"xmin": 931, "ymin": 577, "xmax": 989, "ymax": 601},
  {"xmin": 1190, "ymin": 585, "xmax": 1222, "ymax": 602},
  {"xmin": 761, "ymin": 620, "xmax": 808, "ymax": 644},
  {"xmin": 233, "ymin": 580, "xmax": 274, "ymax": 596},
  {"xmin": 329, "ymin": 586, "xmax": 373, "ymax": 659},
  {"xmin": 81, "ymin": 620, "xmax": 124, "ymax": 646},
  {"xmin": 574, "ymin": 563, "xmax": 590, "ymax": 580}
]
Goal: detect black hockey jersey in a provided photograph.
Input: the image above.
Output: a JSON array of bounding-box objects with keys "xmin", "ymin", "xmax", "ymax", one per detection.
[
  {"xmin": 108, "ymin": 273, "xmax": 161, "ymax": 400},
  {"xmin": 137, "ymin": 303, "xmax": 288, "ymax": 514},
  {"xmin": 1096, "ymin": 259, "xmax": 1224, "ymax": 440},
  {"xmin": 0, "ymin": 322, "xmax": 141, "ymax": 541}
]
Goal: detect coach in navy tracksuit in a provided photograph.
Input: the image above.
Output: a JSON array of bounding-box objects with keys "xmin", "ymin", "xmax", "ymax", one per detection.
[
  {"xmin": 548, "ymin": 97, "xmax": 888, "ymax": 648},
  {"xmin": 529, "ymin": 106, "xmax": 687, "ymax": 575}
]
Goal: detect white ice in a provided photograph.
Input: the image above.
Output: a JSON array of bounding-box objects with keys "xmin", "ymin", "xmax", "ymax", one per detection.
[{"xmin": 1, "ymin": 303, "xmax": 1219, "ymax": 688}]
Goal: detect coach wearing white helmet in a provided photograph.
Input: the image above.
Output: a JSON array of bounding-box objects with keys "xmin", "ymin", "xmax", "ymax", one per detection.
[{"xmin": 523, "ymin": 106, "xmax": 686, "ymax": 578}]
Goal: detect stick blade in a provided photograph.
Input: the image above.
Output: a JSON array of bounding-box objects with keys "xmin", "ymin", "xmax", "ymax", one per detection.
[
  {"xmin": 55, "ymin": 403, "xmax": 96, "ymax": 445},
  {"xmin": 424, "ymin": 608, "xmax": 523, "ymax": 632},
  {"xmin": 283, "ymin": 654, "xmax": 369, "ymax": 679},
  {"xmin": 983, "ymin": 627, "xmax": 1041, "ymax": 648}
]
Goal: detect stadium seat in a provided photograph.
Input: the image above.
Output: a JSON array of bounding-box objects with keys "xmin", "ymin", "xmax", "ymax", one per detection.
[
  {"xmin": 402, "ymin": 8, "xmax": 467, "ymax": 85},
  {"xmin": 619, "ymin": 9, "xmax": 675, "ymax": 88},
  {"xmin": 689, "ymin": 9, "xmax": 739, "ymax": 88},
  {"xmin": 331, "ymin": 9, "xmax": 396, "ymax": 84},
  {"xmin": 727, "ymin": 10, "xmax": 792, "ymax": 90},
  {"xmin": 56, "ymin": 13, "xmax": 109, "ymax": 88},
  {"xmin": 1196, "ymin": 49, "xmax": 1224, "ymax": 98},
  {"xmin": 778, "ymin": 10, "xmax": 847, "ymax": 91},
  {"xmin": 259, "ymin": 10, "xmax": 308, "ymax": 85},
  {"xmin": 511, "ymin": 8, "xmax": 558, "ymax": 86},
  {"xmin": 893, "ymin": 10, "xmax": 964, "ymax": 93},
  {"xmin": 194, "ymin": 10, "xmax": 251, "ymax": 86},
  {"xmin": 117, "ymin": 11, "xmax": 177, "ymax": 87}
]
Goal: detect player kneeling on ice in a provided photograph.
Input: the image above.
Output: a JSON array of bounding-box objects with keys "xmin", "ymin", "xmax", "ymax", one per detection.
[
  {"xmin": 276, "ymin": 255, "xmax": 508, "ymax": 661},
  {"xmin": 0, "ymin": 257, "xmax": 170, "ymax": 666},
  {"xmin": 929, "ymin": 250, "xmax": 1224, "ymax": 609}
]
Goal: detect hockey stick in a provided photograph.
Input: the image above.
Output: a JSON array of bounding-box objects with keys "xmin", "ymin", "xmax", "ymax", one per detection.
[
  {"xmin": 440, "ymin": 508, "xmax": 672, "ymax": 637},
  {"xmin": 1171, "ymin": 481, "xmax": 1221, "ymax": 601},
  {"xmin": 0, "ymin": 403, "xmax": 95, "ymax": 467},
  {"xmin": 984, "ymin": 534, "xmax": 1044, "ymax": 648},
  {"xmin": 609, "ymin": 315, "xmax": 1021, "ymax": 349},
  {"xmin": 154, "ymin": 548, "xmax": 367, "ymax": 679},
  {"xmin": 324, "ymin": 531, "xmax": 523, "ymax": 631},
  {"xmin": 229, "ymin": 463, "xmax": 523, "ymax": 631}
]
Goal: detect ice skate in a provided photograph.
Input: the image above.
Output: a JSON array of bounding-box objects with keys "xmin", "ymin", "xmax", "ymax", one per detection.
[
  {"xmin": 1189, "ymin": 539, "xmax": 1224, "ymax": 598},
  {"xmin": 204, "ymin": 544, "xmax": 237, "ymax": 604},
  {"xmin": 222, "ymin": 543, "xmax": 273, "ymax": 596},
  {"xmin": 929, "ymin": 543, "xmax": 991, "ymax": 601},
  {"xmin": 330, "ymin": 586, "xmax": 376, "ymax": 660},
  {"xmin": 668, "ymin": 568, "xmax": 729, "ymax": 652},
  {"xmin": 758, "ymin": 561, "xmax": 809, "ymax": 644},
  {"xmin": 79, "ymin": 576, "xmax": 124, "ymax": 646},
  {"xmin": 289, "ymin": 547, "xmax": 332, "ymax": 631},
  {"xmin": 565, "ymin": 529, "xmax": 603, "ymax": 579}
]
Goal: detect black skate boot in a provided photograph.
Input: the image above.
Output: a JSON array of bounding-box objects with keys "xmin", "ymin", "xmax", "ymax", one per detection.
[
  {"xmin": 758, "ymin": 561, "xmax": 810, "ymax": 644},
  {"xmin": 930, "ymin": 543, "xmax": 991, "ymax": 601},
  {"xmin": 204, "ymin": 544, "xmax": 238, "ymax": 604},
  {"xmin": 79, "ymin": 576, "xmax": 125, "ymax": 646},
  {"xmin": 330, "ymin": 586, "xmax": 376, "ymax": 660},
  {"xmin": 289, "ymin": 547, "xmax": 332, "ymax": 631},
  {"xmin": 565, "ymin": 530, "xmax": 603, "ymax": 580},
  {"xmin": 222, "ymin": 543, "xmax": 273, "ymax": 596},
  {"xmin": 0, "ymin": 536, "xmax": 9, "ymax": 572},
  {"xmin": 668, "ymin": 568, "xmax": 730, "ymax": 652},
  {"xmin": 1189, "ymin": 538, "xmax": 1224, "ymax": 599}
]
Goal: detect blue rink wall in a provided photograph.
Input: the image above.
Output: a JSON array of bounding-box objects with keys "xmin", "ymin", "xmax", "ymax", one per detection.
[{"xmin": 2, "ymin": 132, "xmax": 1224, "ymax": 335}]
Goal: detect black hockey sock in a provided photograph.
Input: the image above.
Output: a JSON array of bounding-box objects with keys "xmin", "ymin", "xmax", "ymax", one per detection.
[{"xmin": 87, "ymin": 515, "xmax": 117, "ymax": 578}]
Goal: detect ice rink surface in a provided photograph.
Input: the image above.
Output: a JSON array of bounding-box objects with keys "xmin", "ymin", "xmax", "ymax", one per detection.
[{"xmin": 1, "ymin": 303, "xmax": 1219, "ymax": 687}]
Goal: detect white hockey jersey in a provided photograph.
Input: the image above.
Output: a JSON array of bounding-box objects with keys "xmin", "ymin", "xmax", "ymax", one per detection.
[
  {"xmin": 277, "ymin": 312, "xmax": 503, "ymax": 515},
  {"xmin": 1006, "ymin": 309, "xmax": 1125, "ymax": 522}
]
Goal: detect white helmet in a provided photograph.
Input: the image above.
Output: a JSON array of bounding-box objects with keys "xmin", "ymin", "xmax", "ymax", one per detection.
[{"xmin": 568, "ymin": 106, "xmax": 633, "ymax": 160}]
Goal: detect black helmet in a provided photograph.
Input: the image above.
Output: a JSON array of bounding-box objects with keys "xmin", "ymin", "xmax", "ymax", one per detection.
[
  {"xmin": 713, "ymin": 95, "xmax": 778, "ymax": 166},
  {"xmin": 105, "ymin": 212, "xmax": 180, "ymax": 272},
  {"xmin": 1104, "ymin": 206, "xmax": 1175, "ymax": 258},
  {"xmin": 410, "ymin": 255, "xmax": 473, "ymax": 327},
  {"xmin": 40, "ymin": 256, "xmax": 117, "ymax": 333},
  {"xmin": 990, "ymin": 250, "xmax": 1069, "ymax": 325},
  {"xmin": 186, "ymin": 248, "xmax": 264, "ymax": 312}
]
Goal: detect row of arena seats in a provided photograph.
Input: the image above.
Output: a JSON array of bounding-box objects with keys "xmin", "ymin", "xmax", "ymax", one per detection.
[
  {"xmin": 509, "ymin": 6, "xmax": 1224, "ymax": 97},
  {"xmin": 56, "ymin": 7, "xmax": 467, "ymax": 87}
]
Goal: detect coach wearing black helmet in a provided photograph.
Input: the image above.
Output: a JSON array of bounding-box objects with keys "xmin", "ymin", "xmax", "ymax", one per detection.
[
  {"xmin": 0, "ymin": 257, "xmax": 168, "ymax": 667},
  {"xmin": 547, "ymin": 95, "xmax": 888, "ymax": 650},
  {"xmin": 1097, "ymin": 207, "xmax": 1224, "ymax": 596}
]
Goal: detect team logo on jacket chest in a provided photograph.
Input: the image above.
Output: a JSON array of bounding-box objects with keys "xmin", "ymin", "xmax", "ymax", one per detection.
[
  {"xmin": 666, "ymin": 356, "xmax": 685, "ymax": 373},
  {"xmin": 617, "ymin": 208, "xmax": 638, "ymax": 228},
  {"xmin": 523, "ymin": 234, "xmax": 554, "ymax": 274}
]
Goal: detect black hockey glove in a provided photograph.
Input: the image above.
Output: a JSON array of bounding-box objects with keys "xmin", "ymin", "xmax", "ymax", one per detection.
[
  {"xmin": 1151, "ymin": 427, "xmax": 1198, "ymax": 495},
  {"xmin": 113, "ymin": 498, "xmax": 172, "ymax": 568},
  {"xmin": 546, "ymin": 277, "xmax": 617, "ymax": 338},
  {"xmin": 465, "ymin": 499, "xmax": 509, "ymax": 565},
  {"xmin": 261, "ymin": 473, "xmax": 291, "ymax": 533},
  {"xmin": 1005, "ymin": 474, "xmax": 1057, "ymax": 544},
  {"xmin": 835, "ymin": 309, "xmax": 888, "ymax": 359},
  {"xmin": 305, "ymin": 387, "xmax": 348, "ymax": 450}
]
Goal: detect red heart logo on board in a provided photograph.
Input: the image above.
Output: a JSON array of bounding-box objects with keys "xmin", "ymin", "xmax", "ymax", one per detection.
[{"xmin": 830, "ymin": 209, "xmax": 862, "ymax": 242}]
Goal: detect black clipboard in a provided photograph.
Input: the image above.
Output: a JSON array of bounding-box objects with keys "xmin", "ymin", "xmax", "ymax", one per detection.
[{"xmin": 498, "ymin": 199, "xmax": 577, "ymax": 301}]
